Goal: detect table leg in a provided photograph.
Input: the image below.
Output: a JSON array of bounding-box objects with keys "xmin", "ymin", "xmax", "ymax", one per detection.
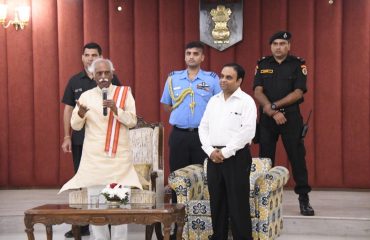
[
  {"xmin": 24, "ymin": 215, "xmax": 35, "ymax": 240},
  {"xmin": 176, "ymin": 220, "xmax": 185, "ymax": 240},
  {"xmin": 72, "ymin": 225, "xmax": 81, "ymax": 240},
  {"xmin": 46, "ymin": 225, "xmax": 52, "ymax": 240},
  {"xmin": 162, "ymin": 224, "xmax": 171, "ymax": 240}
]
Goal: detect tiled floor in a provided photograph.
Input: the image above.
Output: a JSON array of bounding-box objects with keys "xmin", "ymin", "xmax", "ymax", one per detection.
[{"xmin": 0, "ymin": 189, "xmax": 369, "ymax": 239}]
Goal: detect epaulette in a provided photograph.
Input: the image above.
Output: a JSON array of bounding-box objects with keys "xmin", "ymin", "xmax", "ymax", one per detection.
[
  {"xmin": 257, "ymin": 56, "xmax": 272, "ymax": 64},
  {"xmin": 209, "ymin": 71, "xmax": 217, "ymax": 78},
  {"xmin": 168, "ymin": 70, "xmax": 185, "ymax": 76},
  {"xmin": 291, "ymin": 55, "xmax": 306, "ymax": 64},
  {"xmin": 202, "ymin": 70, "xmax": 218, "ymax": 78}
]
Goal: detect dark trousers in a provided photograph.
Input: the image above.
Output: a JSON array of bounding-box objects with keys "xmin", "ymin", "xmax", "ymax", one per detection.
[
  {"xmin": 207, "ymin": 147, "xmax": 252, "ymax": 240},
  {"xmin": 71, "ymin": 144, "xmax": 89, "ymax": 232},
  {"xmin": 169, "ymin": 127, "xmax": 207, "ymax": 203},
  {"xmin": 259, "ymin": 111, "xmax": 311, "ymax": 194},
  {"xmin": 71, "ymin": 144, "xmax": 83, "ymax": 173}
]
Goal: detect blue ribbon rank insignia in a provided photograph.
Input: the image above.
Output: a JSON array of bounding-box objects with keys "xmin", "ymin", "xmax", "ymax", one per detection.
[{"xmin": 197, "ymin": 82, "xmax": 210, "ymax": 91}]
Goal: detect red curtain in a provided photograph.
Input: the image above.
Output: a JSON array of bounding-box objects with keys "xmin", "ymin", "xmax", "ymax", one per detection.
[{"xmin": 0, "ymin": 0, "xmax": 369, "ymax": 188}]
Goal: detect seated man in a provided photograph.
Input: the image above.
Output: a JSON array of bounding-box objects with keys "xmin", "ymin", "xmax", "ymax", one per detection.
[{"xmin": 59, "ymin": 58, "xmax": 142, "ymax": 240}]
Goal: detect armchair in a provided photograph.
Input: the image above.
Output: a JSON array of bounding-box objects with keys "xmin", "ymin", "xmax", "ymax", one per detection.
[
  {"xmin": 168, "ymin": 157, "xmax": 289, "ymax": 240},
  {"xmin": 128, "ymin": 116, "xmax": 164, "ymax": 204}
]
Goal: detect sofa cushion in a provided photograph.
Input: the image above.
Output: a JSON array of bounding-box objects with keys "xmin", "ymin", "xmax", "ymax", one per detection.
[
  {"xmin": 188, "ymin": 200, "xmax": 211, "ymax": 216},
  {"xmin": 129, "ymin": 127, "xmax": 154, "ymax": 165},
  {"xmin": 188, "ymin": 215, "xmax": 213, "ymax": 240}
]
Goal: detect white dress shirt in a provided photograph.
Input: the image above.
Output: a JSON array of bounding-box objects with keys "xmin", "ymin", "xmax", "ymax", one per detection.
[{"xmin": 199, "ymin": 87, "xmax": 257, "ymax": 159}]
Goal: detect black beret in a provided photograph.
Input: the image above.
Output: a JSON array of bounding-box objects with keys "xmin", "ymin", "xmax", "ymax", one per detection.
[{"xmin": 269, "ymin": 31, "xmax": 291, "ymax": 44}]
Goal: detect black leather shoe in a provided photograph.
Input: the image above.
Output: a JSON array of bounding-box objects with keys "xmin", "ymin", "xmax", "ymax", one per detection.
[
  {"xmin": 64, "ymin": 230, "xmax": 73, "ymax": 238},
  {"xmin": 80, "ymin": 225, "xmax": 90, "ymax": 236},
  {"xmin": 299, "ymin": 200, "xmax": 315, "ymax": 216},
  {"xmin": 64, "ymin": 226, "xmax": 90, "ymax": 238}
]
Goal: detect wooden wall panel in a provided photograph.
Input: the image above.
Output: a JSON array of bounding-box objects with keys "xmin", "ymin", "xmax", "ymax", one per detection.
[
  {"xmin": 184, "ymin": 0, "xmax": 200, "ymax": 44},
  {"xmin": 260, "ymin": 0, "xmax": 290, "ymax": 171},
  {"xmin": 32, "ymin": 0, "xmax": 60, "ymax": 186},
  {"xmin": 6, "ymin": 0, "xmax": 34, "ymax": 187},
  {"xmin": 109, "ymin": 0, "xmax": 134, "ymax": 88},
  {"xmin": 83, "ymin": 0, "xmax": 109, "ymax": 54},
  {"xmin": 288, "ymin": 0, "xmax": 316, "ymax": 186},
  {"xmin": 261, "ymin": 0, "xmax": 288, "ymax": 54},
  {"xmin": 238, "ymin": 0, "xmax": 261, "ymax": 95},
  {"xmin": 342, "ymin": 0, "xmax": 370, "ymax": 187},
  {"xmin": 240, "ymin": 0, "xmax": 261, "ymax": 157},
  {"xmin": 314, "ymin": 0, "xmax": 343, "ymax": 187},
  {"xmin": 158, "ymin": 0, "xmax": 185, "ymax": 179},
  {"xmin": 209, "ymin": 47, "xmax": 235, "ymax": 75},
  {"xmin": 0, "ymin": 6, "xmax": 9, "ymax": 186},
  {"xmin": 133, "ymin": 0, "xmax": 160, "ymax": 121},
  {"xmin": 56, "ymin": 0, "xmax": 83, "ymax": 184}
]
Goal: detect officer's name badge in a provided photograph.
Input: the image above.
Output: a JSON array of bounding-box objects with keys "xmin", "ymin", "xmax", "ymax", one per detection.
[
  {"xmin": 260, "ymin": 69, "xmax": 273, "ymax": 74},
  {"xmin": 197, "ymin": 82, "xmax": 210, "ymax": 91},
  {"xmin": 173, "ymin": 86, "xmax": 181, "ymax": 90}
]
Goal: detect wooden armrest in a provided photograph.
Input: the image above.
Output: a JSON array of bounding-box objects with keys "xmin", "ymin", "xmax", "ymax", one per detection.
[{"xmin": 150, "ymin": 171, "xmax": 159, "ymax": 192}]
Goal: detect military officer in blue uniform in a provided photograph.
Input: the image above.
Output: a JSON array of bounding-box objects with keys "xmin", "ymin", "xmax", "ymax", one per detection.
[
  {"xmin": 253, "ymin": 31, "xmax": 314, "ymax": 216},
  {"xmin": 161, "ymin": 41, "xmax": 221, "ymax": 204}
]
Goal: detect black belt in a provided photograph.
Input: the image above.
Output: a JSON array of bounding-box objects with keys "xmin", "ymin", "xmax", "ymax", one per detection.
[
  {"xmin": 279, "ymin": 104, "xmax": 300, "ymax": 113},
  {"xmin": 213, "ymin": 146, "xmax": 226, "ymax": 149},
  {"xmin": 212, "ymin": 144, "xmax": 249, "ymax": 149},
  {"xmin": 174, "ymin": 126, "xmax": 198, "ymax": 132}
]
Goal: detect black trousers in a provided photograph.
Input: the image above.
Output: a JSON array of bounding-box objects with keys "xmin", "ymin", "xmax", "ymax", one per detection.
[
  {"xmin": 71, "ymin": 144, "xmax": 89, "ymax": 232},
  {"xmin": 207, "ymin": 146, "xmax": 252, "ymax": 240},
  {"xmin": 169, "ymin": 127, "xmax": 207, "ymax": 203},
  {"xmin": 259, "ymin": 110, "xmax": 311, "ymax": 194},
  {"xmin": 71, "ymin": 144, "xmax": 83, "ymax": 173}
]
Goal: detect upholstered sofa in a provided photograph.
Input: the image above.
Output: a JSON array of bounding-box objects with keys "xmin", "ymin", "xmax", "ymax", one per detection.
[{"xmin": 168, "ymin": 157, "xmax": 289, "ymax": 240}]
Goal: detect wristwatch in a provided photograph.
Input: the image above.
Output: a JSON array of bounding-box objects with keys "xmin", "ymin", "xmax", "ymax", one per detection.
[{"xmin": 271, "ymin": 103, "xmax": 277, "ymax": 110}]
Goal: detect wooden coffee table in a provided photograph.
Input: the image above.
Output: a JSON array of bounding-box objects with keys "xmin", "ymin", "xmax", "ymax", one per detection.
[{"xmin": 24, "ymin": 203, "xmax": 185, "ymax": 240}]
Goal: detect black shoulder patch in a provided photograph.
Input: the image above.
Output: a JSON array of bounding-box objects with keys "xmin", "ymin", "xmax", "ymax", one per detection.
[
  {"xmin": 292, "ymin": 55, "xmax": 306, "ymax": 64},
  {"xmin": 257, "ymin": 56, "xmax": 271, "ymax": 64}
]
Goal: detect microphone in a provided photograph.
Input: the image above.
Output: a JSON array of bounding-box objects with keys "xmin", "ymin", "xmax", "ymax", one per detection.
[{"xmin": 102, "ymin": 88, "xmax": 108, "ymax": 116}]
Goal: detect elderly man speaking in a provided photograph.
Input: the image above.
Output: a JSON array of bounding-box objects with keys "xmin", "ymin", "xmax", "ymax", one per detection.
[{"xmin": 60, "ymin": 58, "xmax": 142, "ymax": 240}]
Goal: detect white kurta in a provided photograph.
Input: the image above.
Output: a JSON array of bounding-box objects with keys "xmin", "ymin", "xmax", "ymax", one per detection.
[{"xmin": 59, "ymin": 84, "xmax": 142, "ymax": 193}]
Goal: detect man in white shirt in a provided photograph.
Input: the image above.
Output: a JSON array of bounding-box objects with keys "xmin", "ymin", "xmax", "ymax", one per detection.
[{"xmin": 199, "ymin": 63, "xmax": 257, "ymax": 240}]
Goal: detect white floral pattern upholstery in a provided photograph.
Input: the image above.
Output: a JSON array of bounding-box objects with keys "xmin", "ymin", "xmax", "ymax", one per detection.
[
  {"xmin": 168, "ymin": 157, "xmax": 289, "ymax": 240},
  {"xmin": 128, "ymin": 118, "xmax": 164, "ymax": 203}
]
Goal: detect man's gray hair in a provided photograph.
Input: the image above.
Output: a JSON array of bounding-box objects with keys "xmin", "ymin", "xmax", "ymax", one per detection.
[{"xmin": 88, "ymin": 58, "xmax": 115, "ymax": 75}]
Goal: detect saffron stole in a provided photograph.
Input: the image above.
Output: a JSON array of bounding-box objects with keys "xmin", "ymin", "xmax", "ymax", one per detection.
[{"xmin": 104, "ymin": 86, "xmax": 129, "ymax": 156}]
